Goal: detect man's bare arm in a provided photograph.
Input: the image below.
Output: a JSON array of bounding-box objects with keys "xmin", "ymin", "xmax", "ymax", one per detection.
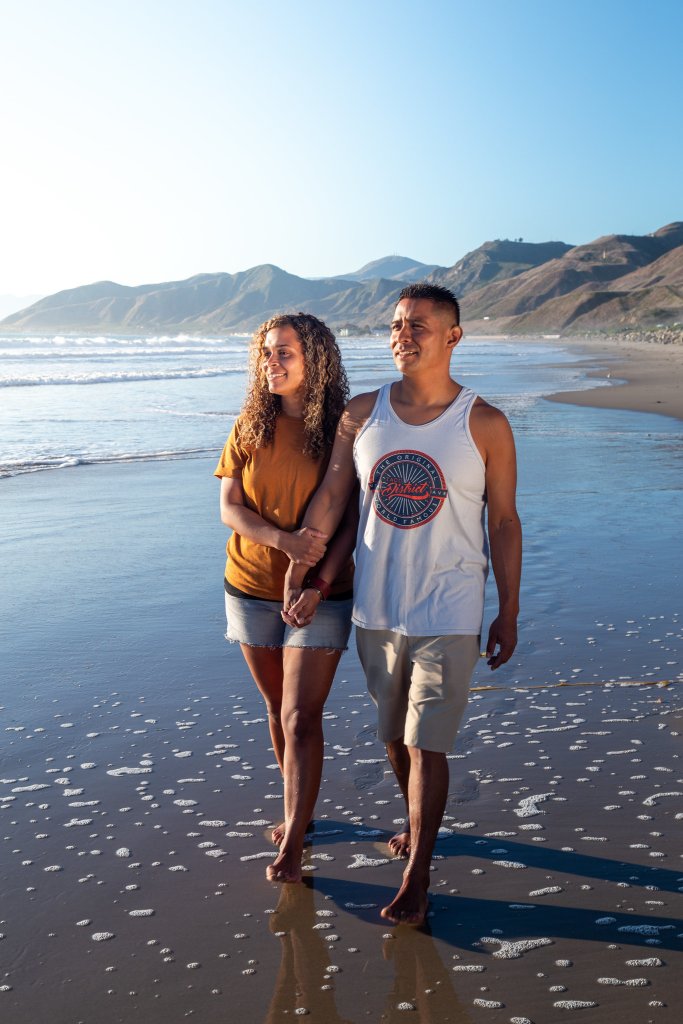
[
  {"xmin": 471, "ymin": 402, "xmax": 522, "ymax": 670},
  {"xmin": 286, "ymin": 392, "xmax": 376, "ymax": 590},
  {"xmin": 283, "ymin": 485, "xmax": 360, "ymax": 625}
]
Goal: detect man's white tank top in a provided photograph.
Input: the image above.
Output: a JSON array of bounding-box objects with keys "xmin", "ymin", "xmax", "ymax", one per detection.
[{"xmin": 352, "ymin": 383, "xmax": 488, "ymax": 636}]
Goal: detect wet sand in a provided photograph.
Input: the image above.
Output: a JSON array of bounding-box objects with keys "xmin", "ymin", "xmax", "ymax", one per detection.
[
  {"xmin": 543, "ymin": 336, "xmax": 683, "ymax": 422},
  {"xmin": 1, "ymin": 648, "xmax": 681, "ymax": 1023},
  {"xmin": 1, "ymin": 374, "xmax": 682, "ymax": 1021}
]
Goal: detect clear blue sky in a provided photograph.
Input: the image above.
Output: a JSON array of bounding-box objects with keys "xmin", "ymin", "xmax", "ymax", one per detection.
[{"xmin": 1, "ymin": 0, "xmax": 681, "ymax": 295}]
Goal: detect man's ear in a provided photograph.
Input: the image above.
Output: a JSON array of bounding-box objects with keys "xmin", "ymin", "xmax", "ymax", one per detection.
[{"xmin": 447, "ymin": 325, "xmax": 463, "ymax": 350}]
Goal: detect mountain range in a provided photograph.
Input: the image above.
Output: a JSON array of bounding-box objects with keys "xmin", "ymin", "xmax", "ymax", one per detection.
[{"xmin": 3, "ymin": 224, "xmax": 682, "ymax": 334}]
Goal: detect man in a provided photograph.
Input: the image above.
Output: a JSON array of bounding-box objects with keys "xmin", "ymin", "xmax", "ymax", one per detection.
[{"xmin": 285, "ymin": 283, "xmax": 521, "ymax": 925}]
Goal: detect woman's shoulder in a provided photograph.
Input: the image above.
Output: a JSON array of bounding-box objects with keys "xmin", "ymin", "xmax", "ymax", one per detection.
[
  {"xmin": 227, "ymin": 413, "xmax": 253, "ymax": 447},
  {"xmin": 221, "ymin": 414, "xmax": 252, "ymax": 459}
]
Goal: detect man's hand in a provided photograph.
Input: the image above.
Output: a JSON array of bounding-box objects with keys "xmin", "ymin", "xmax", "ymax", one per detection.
[
  {"xmin": 282, "ymin": 587, "xmax": 323, "ymax": 628},
  {"xmin": 486, "ymin": 613, "xmax": 518, "ymax": 670},
  {"xmin": 279, "ymin": 527, "xmax": 327, "ymax": 566}
]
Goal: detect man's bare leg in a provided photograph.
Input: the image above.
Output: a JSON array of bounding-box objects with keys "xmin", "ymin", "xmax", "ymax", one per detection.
[
  {"xmin": 381, "ymin": 746, "xmax": 448, "ymax": 926},
  {"xmin": 385, "ymin": 738, "xmax": 411, "ymax": 857}
]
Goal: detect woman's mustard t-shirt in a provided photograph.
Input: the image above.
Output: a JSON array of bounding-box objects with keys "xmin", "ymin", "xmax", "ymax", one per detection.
[{"xmin": 214, "ymin": 413, "xmax": 354, "ymax": 600}]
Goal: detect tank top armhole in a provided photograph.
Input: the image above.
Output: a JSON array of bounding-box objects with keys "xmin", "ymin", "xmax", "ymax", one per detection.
[
  {"xmin": 463, "ymin": 391, "xmax": 487, "ymax": 474},
  {"xmin": 352, "ymin": 385, "xmax": 387, "ymax": 457}
]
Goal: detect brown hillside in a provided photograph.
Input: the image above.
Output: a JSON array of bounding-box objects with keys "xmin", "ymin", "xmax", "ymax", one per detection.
[
  {"xmin": 464, "ymin": 232, "xmax": 681, "ymax": 320},
  {"xmin": 610, "ymin": 245, "xmax": 683, "ymax": 292}
]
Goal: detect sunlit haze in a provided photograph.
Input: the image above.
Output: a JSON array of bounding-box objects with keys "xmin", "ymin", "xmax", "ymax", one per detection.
[{"xmin": 1, "ymin": 0, "xmax": 681, "ymax": 296}]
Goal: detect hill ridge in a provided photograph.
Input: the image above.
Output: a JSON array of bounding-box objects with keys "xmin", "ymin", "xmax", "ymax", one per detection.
[{"xmin": 3, "ymin": 227, "xmax": 681, "ymax": 334}]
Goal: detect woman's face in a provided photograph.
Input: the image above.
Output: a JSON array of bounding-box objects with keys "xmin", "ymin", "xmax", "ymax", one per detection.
[{"xmin": 262, "ymin": 325, "xmax": 306, "ymax": 401}]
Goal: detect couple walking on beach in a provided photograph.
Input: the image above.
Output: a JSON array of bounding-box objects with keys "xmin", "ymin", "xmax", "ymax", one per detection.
[{"xmin": 215, "ymin": 283, "xmax": 522, "ymax": 927}]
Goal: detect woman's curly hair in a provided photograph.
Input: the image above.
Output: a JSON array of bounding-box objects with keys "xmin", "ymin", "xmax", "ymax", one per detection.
[{"xmin": 239, "ymin": 313, "xmax": 349, "ymax": 459}]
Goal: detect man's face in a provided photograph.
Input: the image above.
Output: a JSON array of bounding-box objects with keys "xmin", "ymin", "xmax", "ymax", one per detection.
[{"xmin": 390, "ymin": 298, "xmax": 461, "ymax": 375}]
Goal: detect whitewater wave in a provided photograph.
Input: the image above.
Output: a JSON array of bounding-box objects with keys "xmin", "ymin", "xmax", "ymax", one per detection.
[
  {"xmin": 0, "ymin": 346, "xmax": 246, "ymax": 359},
  {"xmin": 0, "ymin": 365, "xmax": 247, "ymax": 388},
  {"xmin": 149, "ymin": 406, "xmax": 239, "ymax": 419},
  {"xmin": 0, "ymin": 446, "xmax": 222, "ymax": 479},
  {"xmin": 0, "ymin": 333, "xmax": 247, "ymax": 346}
]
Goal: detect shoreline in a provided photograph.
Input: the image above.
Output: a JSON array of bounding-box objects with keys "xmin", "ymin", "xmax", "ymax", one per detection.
[
  {"xmin": 491, "ymin": 332, "xmax": 683, "ymax": 422},
  {"xmin": 546, "ymin": 336, "xmax": 683, "ymax": 422}
]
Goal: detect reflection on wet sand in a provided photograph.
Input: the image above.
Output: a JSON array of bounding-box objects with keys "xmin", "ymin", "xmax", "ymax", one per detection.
[
  {"xmin": 265, "ymin": 880, "xmax": 354, "ymax": 1023},
  {"xmin": 379, "ymin": 927, "xmax": 473, "ymax": 1024},
  {"xmin": 263, "ymin": 875, "xmax": 473, "ymax": 1023}
]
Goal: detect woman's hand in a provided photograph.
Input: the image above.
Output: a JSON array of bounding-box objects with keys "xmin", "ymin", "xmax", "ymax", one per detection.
[
  {"xmin": 282, "ymin": 568, "xmax": 302, "ymax": 623},
  {"xmin": 282, "ymin": 587, "xmax": 323, "ymax": 628},
  {"xmin": 279, "ymin": 526, "xmax": 327, "ymax": 566}
]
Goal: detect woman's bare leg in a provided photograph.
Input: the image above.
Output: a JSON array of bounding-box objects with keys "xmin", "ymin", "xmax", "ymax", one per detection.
[
  {"xmin": 239, "ymin": 644, "xmax": 287, "ymax": 842},
  {"xmin": 239, "ymin": 644, "xmax": 286, "ymax": 768},
  {"xmin": 267, "ymin": 647, "xmax": 342, "ymax": 883}
]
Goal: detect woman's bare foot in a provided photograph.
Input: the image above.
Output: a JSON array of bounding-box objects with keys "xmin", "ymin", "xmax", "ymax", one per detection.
[
  {"xmin": 266, "ymin": 846, "xmax": 303, "ymax": 884},
  {"xmin": 271, "ymin": 820, "xmax": 315, "ymax": 847},
  {"xmin": 380, "ymin": 872, "xmax": 429, "ymax": 926},
  {"xmin": 271, "ymin": 822, "xmax": 286, "ymax": 846},
  {"xmin": 388, "ymin": 820, "xmax": 411, "ymax": 858}
]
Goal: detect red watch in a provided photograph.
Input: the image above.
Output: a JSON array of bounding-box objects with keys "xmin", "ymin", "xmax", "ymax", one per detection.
[{"xmin": 305, "ymin": 575, "xmax": 330, "ymax": 600}]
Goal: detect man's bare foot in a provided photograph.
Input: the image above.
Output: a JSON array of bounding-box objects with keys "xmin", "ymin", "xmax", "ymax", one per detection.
[
  {"xmin": 380, "ymin": 873, "xmax": 429, "ymax": 926},
  {"xmin": 388, "ymin": 820, "xmax": 411, "ymax": 858},
  {"xmin": 271, "ymin": 820, "xmax": 315, "ymax": 847},
  {"xmin": 266, "ymin": 847, "xmax": 302, "ymax": 884}
]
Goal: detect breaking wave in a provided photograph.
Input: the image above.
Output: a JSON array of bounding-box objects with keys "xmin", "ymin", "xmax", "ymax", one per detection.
[
  {"xmin": 0, "ymin": 446, "xmax": 222, "ymax": 479},
  {"xmin": 0, "ymin": 366, "xmax": 246, "ymax": 388}
]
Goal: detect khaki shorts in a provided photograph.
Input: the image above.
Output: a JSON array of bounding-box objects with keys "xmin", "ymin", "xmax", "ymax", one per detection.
[{"xmin": 356, "ymin": 628, "xmax": 480, "ymax": 753}]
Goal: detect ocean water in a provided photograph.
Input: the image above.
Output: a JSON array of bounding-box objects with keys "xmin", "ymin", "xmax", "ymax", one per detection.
[
  {"xmin": 0, "ymin": 331, "xmax": 608, "ymax": 478},
  {"xmin": 1, "ymin": 331, "xmax": 681, "ymax": 689},
  {"xmin": 2, "ymin": 336, "xmax": 682, "ymax": 1024}
]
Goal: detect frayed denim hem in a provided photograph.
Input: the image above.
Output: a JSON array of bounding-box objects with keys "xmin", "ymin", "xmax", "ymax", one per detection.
[
  {"xmin": 224, "ymin": 634, "xmax": 279, "ymax": 651},
  {"xmin": 286, "ymin": 645, "xmax": 348, "ymax": 654},
  {"xmin": 224, "ymin": 634, "xmax": 347, "ymax": 654}
]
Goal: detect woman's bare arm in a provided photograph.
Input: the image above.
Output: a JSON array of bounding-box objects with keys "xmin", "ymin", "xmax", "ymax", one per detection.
[{"xmin": 220, "ymin": 476, "xmax": 327, "ymax": 567}]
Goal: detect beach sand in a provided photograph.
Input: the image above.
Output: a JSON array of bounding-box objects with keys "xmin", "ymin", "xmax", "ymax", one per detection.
[
  {"xmin": 2, "ymin": 654, "xmax": 681, "ymax": 1024},
  {"xmin": 543, "ymin": 336, "xmax": 683, "ymax": 422},
  {"xmin": 1, "ymin": 346, "xmax": 682, "ymax": 1023}
]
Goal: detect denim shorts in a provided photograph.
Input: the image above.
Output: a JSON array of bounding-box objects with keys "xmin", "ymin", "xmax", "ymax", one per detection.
[{"xmin": 225, "ymin": 593, "xmax": 353, "ymax": 650}]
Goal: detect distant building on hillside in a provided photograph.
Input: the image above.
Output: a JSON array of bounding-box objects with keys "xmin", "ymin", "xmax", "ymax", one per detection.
[{"xmin": 338, "ymin": 323, "xmax": 375, "ymax": 337}]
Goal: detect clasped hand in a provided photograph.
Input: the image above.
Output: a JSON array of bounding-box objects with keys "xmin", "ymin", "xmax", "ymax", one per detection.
[
  {"xmin": 281, "ymin": 586, "xmax": 322, "ymax": 628},
  {"xmin": 281, "ymin": 526, "xmax": 327, "ymax": 566},
  {"xmin": 282, "ymin": 559, "xmax": 323, "ymax": 628}
]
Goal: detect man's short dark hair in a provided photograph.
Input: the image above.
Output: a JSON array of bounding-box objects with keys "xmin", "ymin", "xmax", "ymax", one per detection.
[{"xmin": 397, "ymin": 282, "xmax": 460, "ymax": 326}]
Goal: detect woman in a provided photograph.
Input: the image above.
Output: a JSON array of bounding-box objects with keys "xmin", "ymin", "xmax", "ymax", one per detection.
[{"xmin": 215, "ymin": 312, "xmax": 356, "ymax": 884}]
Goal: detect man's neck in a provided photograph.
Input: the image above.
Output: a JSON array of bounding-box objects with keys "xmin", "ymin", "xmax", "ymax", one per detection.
[
  {"xmin": 392, "ymin": 373, "xmax": 461, "ymax": 408},
  {"xmin": 389, "ymin": 375, "xmax": 463, "ymax": 426}
]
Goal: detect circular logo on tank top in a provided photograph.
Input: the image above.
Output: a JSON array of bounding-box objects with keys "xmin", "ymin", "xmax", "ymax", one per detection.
[{"xmin": 369, "ymin": 449, "xmax": 447, "ymax": 529}]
